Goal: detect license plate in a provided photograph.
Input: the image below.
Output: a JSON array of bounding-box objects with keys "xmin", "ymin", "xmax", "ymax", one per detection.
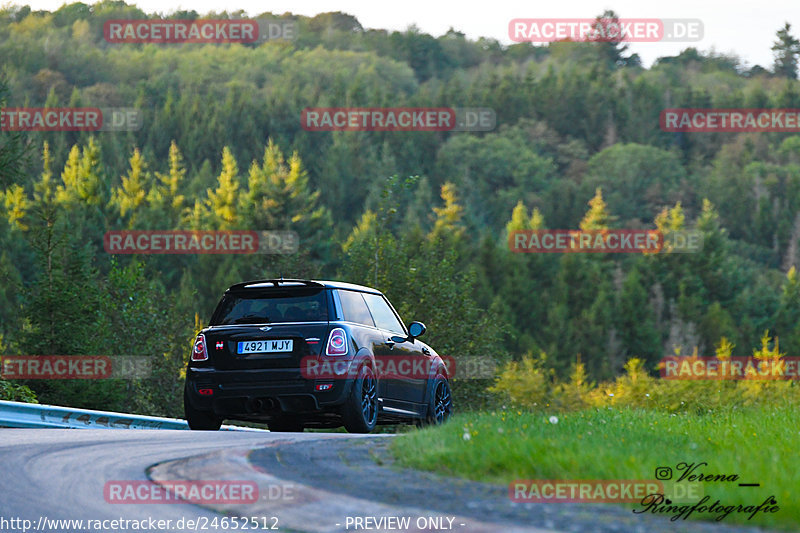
[{"xmin": 237, "ymin": 339, "xmax": 293, "ymax": 354}]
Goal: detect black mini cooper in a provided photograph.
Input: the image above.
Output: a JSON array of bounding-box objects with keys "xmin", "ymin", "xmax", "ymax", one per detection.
[{"xmin": 184, "ymin": 279, "xmax": 452, "ymax": 432}]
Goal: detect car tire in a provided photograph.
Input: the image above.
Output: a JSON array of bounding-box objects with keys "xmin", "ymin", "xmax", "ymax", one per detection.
[
  {"xmin": 342, "ymin": 364, "xmax": 378, "ymax": 433},
  {"xmin": 268, "ymin": 416, "xmax": 304, "ymax": 432},
  {"xmin": 424, "ymin": 374, "xmax": 452, "ymax": 425},
  {"xmin": 184, "ymin": 385, "xmax": 223, "ymax": 430}
]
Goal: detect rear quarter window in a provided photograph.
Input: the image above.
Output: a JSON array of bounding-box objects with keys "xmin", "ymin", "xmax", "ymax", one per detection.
[
  {"xmin": 338, "ymin": 290, "xmax": 376, "ymax": 327},
  {"xmin": 362, "ymin": 293, "xmax": 405, "ymax": 335}
]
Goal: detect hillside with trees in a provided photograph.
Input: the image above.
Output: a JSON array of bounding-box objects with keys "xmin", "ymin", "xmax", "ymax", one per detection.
[{"xmin": 2, "ymin": 3, "xmax": 800, "ymax": 413}]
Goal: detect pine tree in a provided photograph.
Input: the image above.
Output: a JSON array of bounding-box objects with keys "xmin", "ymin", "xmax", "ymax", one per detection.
[
  {"xmin": 55, "ymin": 138, "xmax": 105, "ymax": 208},
  {"xmin": 182, "ymin": 199, "xmax": 209, "ymax": 230},
  {"xmin": 505, "ymin": 201, "xmax": 529, "ymax": 234},
  {"xmin": 205, "ymin": 146, "xmax": 240, "ymax": 229},
  {"xmin": 617, "ymin": 267, "xmax": 661, "ymax": 366},
  {"xmin": 431, "ymin": 182, "xmax": 465, "ymax": 239},
  {"xmin": 110, "ymin": 148, "xmax": 150, "ymax": 225},
  {"xmin": 530, "ymin": 207, "xmax": 545, "ymax": 230},
  {"xmin": 342, "ymin": 209, "xmax": 401, "ymax": 288},
  {"xmin": 655, "ymin": 202, "xmax": 685, "ymax": 233},
  {"xmin": 56, "ymin": 145, "xmax": 82, "ymax": 207},
  {"xmin": 505, "ymin": 201, "xmax": 545, "ymax": 252},
  {"xmin": 0, "ymin": 250, "xmax": 23, "ymax": 342},
  {"xmin": 700, "ymin": 301, "xmax": 738, "ymax": 353},
  {"xmin": 654, "ymin": 202, "xmax": 686, "ymax": 254},
  {"xmin": 591, "ymin": 10, "xmax": 634, "ymax": 68},
  {"xmin": 147, "ymin": 141, "xmax": 187, "ymax": 227},
  {"xmin": 240, "ymin": 139, "xmax": 331, "ymax": 261},
  {"xmin": 77, "ymin": 137, "xmax": 104, "ymax": 206},
  {"xmin": 773, "ymin": 266, "xmax": 800, "ymax": 354},
  {"xmin": 403, "ymin": 176, "xmax": 435, "ymax": 231},
  {"xmin": 3, "ymin": 183, "xmax": 28, "ymax": 230},
  {"xmin": 579, "ymin": 187, "xmax": 616, "ymax": 230},
  {"xmin": 0, "ymin": 77, "xmax": 30, "ymax": 189},
  {"xmin": 772, "ymin": 23, "xmax": 800, "ymax": 79}
]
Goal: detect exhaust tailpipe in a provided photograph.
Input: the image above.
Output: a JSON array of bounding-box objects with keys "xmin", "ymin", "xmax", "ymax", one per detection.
[{"xmin": 245, "ymin": 398, "xmax": 274, "ymax": 413}]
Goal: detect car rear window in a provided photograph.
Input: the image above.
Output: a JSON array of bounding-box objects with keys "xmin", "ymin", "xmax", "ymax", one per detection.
[{"xmin": 212, "ymin": 288, "xmax": 329, "ymax": 325}]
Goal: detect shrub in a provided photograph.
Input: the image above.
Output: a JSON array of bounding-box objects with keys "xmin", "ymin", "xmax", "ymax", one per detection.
[
  {"xmin": 488, "ymin": 351, "xmax": 552, "ymax": 409},
  {"xmin": 489, "ymin": 336, "xmax": 800, "ymax": 413}
]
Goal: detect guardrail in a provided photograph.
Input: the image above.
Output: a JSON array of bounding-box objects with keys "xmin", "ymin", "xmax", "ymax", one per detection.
[{"xmin": 0, "ymin": 400, "xmax": 265, "ymax": 431}]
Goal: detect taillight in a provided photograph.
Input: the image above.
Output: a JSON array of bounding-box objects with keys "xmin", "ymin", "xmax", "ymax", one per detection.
[
  {"xmin": 192, "ymin": 333, "xmax": 209, "ymax": 361},
  {"xmin": 326, "ymin": 328, "xmax": 348, "ymax": 356}
]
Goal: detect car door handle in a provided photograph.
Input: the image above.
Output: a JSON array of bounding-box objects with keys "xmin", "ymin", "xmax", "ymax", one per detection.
[{"xmin": 422, "ymin": 347, "xmax": 430, "ymax": 355}]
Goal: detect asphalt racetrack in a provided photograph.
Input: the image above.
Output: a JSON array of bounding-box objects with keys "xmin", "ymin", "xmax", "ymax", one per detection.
[{"xmin": 0, "ymin": 429, "xmax": 772, "ymax": 533}]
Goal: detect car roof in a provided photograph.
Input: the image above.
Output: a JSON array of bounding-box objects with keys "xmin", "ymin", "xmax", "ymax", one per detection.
[{"xmin": 226, "ymin": 278, "xmax": 383, "ymax": 295}]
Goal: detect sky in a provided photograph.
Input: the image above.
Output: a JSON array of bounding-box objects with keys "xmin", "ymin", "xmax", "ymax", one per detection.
[{"xmin": 19, "ymin": 0, "xmax": 800, "ymax": 68}]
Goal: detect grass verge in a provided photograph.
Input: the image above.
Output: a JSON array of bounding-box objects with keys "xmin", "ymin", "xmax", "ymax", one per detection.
[{"xmin": 391, "ymin": 407, "xmax": 798, "ymax": 530}]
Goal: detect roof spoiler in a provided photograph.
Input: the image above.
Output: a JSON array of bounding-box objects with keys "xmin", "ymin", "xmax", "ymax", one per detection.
[{"xmin": 226, "ymin": 279, "xmax": 324, "ymax": 292}]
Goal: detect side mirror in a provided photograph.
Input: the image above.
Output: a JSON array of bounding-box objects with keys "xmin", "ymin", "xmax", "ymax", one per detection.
[
  {"xmin": 389, "ymin": 322, "xmax": 427, "ymax": 344},
  {"xmin": 408, "ymin": 321, "xmax": 426, "ymax": 339}
]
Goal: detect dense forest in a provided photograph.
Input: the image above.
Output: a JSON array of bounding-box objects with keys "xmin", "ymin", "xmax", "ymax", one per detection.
[{"xmin": 1, "ymin": 2, "xmax": 800, "ymax": 415}]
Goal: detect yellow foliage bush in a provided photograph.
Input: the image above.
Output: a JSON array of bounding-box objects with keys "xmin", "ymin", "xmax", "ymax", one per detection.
[
  {"xmin": 552, "ymin": 362, "xmax": 593, "ymax": 411},
  {"xmin": 489, "ymin": 335, "xmax": 800, "ymax": 413},
  {"xmin": 487, "ymin": 352, "xmax": 551, "ymax": 408}
]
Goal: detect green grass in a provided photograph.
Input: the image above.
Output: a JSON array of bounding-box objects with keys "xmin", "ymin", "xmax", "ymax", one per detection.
[{"xmin": 391, "ymin": 407, "xmax": 799, "ymax": 530}]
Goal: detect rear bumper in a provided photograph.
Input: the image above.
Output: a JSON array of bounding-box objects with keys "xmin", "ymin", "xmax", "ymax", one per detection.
[{"xmin": 185, "ymin": 366, "xmax": 353, "ymax": 418}]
